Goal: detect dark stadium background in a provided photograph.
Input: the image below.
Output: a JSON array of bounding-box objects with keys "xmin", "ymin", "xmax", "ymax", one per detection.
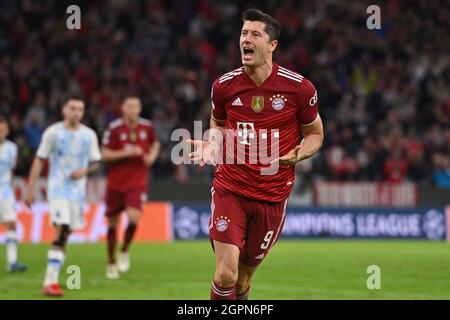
[{"xmin": 0, "ymin": 0, "xmax": 449, "ymax": 300}]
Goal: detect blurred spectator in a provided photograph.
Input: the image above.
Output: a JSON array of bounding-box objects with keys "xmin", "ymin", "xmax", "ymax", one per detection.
[{"xmin": 431, "ymin": 153, "xmax": 450, "ymax": 188}]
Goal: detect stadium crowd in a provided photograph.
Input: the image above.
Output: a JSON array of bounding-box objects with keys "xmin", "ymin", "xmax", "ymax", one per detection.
[{"xmin": 0, "ymin": 0, "xmax": 448, "ymax": 187}]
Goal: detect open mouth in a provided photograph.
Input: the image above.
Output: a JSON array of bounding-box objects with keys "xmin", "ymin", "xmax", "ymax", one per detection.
[{"xmin": 243, "ymin": 47, "xmax": 254, "ymax": 59}]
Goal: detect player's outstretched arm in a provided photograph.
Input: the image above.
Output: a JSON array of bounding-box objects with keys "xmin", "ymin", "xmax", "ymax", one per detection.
[
  {"xmin": 275, "ymin": 114, "xmax": 324, "ymax": 165},
  {"xmin": 101, "ymin": 146, "xmax": 143, "ymax": 162},
  {"xmin": 187, "ymin": 115, "xmax": 225, "ymax": 167},
  {"xmin": 25, "ymin": 157, "xmax": 45, "ymax": 206}
]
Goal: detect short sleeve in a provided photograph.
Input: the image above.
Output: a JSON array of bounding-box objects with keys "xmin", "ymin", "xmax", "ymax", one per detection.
[
  {"xmin": 36, "ymin": 127, "xmax": 54, "ymax": 159},
  {"xmin": 297, "ymin": 79, "xmax": 319, "ymax": 125},
  {"xmin": 11, "ymin": 143, "xmax": 18, "ymax": 169},
  {"xmin": 211, "ymin": 80, "xmax": 226, "ymax": 120},
  {"xmin": 102, "ymin": 126, "xmax": 117, "ymax": 149},
  {"xmin": 89, "ymin": 131, "xmax": 102, "ymax": 162}
]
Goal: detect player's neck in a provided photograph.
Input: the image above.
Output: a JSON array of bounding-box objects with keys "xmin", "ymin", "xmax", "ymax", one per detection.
[
  {"xmin": 124, "ymin": 118, "xmax": 138, "ymax": 128},
  {"xmin": 244, "ymin": 59, "xmax": 273, "ymax": 86},
  {"xmin": 63, "ymin": 121, "xmax": 80, "ymax": 131}
]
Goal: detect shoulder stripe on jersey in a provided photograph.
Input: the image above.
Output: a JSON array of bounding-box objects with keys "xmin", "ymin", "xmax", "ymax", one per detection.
[
  {"xmin": 219, "ymin": 72, "xmax": 242, "ymax": 83},
  {"xmin": 278, "ymin": 69, "xmax": 304, "ymax": 80},
  {"xmin": 278, "ymin": 70, "xmax": 303, "ymax": 81},
  {"xmin": 219, "ymin": 71, "xmax": 242, "ymax": 81},
  {"xmin": 278, "ymin": 66, "xmax": 304, "ymax": 79},
  {"xmin": 219, "ymin": 67, "xmax": 243, "ymax": 80},
  {"xmin": 138, "ymin": 118, "xmax": 152, "ymax": 125},
  {"xmin": 109, "ymin": 119, "xmax": 123, "ymax": 129},
  {"xmin": 277, "ymin": 71, "xmax": 303, "ymax": 83}
]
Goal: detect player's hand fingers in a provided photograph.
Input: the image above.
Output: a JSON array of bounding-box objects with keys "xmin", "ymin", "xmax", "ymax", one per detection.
[
  {"xmin": 278, "ymin": 159, "xmax": 295, "ymax": 165},
  {"xmin": 186, "ymin": 139, "xmax": 205, "ymax": 146},
  {"xmin": 189, "ymin": 152, "xmax": 202, "ymax": 161},
  {"xmin": 277, "ymin": 154, "xmax": 297, "ymax": 165}
]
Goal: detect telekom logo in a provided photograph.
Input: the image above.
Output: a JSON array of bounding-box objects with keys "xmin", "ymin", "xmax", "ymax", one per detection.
[
  {"xmin": 236, "ymin": 122, "xmax": 255, "ymax": 145},
  {"xmin": 170, "ymin": 121, "xmax": 282, "ymax": 175}
]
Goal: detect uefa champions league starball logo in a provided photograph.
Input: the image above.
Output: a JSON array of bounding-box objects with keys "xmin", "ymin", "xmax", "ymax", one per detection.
[{"xmin": 422, "ymin": 209, "xmax": 445, "ymax": 240}]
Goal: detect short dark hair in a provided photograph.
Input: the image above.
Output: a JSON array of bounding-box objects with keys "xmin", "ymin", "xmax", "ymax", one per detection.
[
  {"xmin": 65, "ymin": 93, "xmax": 84, "ymax": 103},
  {"xmin": 242, "ymin": 8, "xmax": 280, "ymax": 41},
  {"xmin": 0, "ymin": 115, "xmax": 8, "ymax": 125}
]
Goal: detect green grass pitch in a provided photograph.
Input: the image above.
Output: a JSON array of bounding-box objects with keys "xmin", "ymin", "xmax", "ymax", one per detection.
[{"xmin": 1, "ymin": 240, "xmax": 450, "ymax": 299}]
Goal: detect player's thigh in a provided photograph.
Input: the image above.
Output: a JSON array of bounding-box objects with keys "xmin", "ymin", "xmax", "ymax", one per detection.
[
  {"xmin": 213, "ymin": 240, "xmax": 240, "ymax": 271},
  {"xmin": 49, "ymin": 199, "xmax": 71, "ymax": 227},
  {"xmin": 105, "ymin": 188, "xmax": 125, "ymax": 217},
  {"xmin": 124, "ymin": 189, "xmax": 146, "ymax": 213},
  {"xmin": 68, "ymin": 201, "xmax": 85, "ymax": 230},
  {"xmin": 209, "ymin": 187, "xmax": 247, "ymax": 251},
  {"xmin": 0, "ymin": 199, "xmax": 16, "ymax": 224},
  {"xmin": 125, "ymin": 206, "xmax": 141, "ymax": 224},
  {"xmin": 240, "ymin": 199, "xmax": 288, "ymax": 267}
]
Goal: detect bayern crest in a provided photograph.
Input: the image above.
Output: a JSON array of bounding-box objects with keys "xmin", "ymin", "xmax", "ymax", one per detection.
[
  {"xmin": 270, "ymin": 94, "xmax": 287, "ymax": 111},
  {"xmin": 215, "ymin": 216, "xmax": 231, "ymax": 232}
]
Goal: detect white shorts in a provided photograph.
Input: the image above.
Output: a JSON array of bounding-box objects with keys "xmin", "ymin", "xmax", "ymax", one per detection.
[
  {"xmin": 49, "ymin": 199, "xmax": 85, "ymax": 229},
  {"xmin": 0, "ymin": 199, "xmax": 16, "ymax": 223}
]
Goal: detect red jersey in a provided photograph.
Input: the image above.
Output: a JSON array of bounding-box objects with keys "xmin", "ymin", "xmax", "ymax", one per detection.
[
  {"xmin": 211, "ymin": 63, "xmax": 319, "ymax": 202},
  {"xmin": 102, "ymin": 118, "xmax": 157, "ymax": 191}
]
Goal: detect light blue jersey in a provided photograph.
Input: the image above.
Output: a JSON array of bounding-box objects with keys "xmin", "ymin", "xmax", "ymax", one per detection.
[
  {"xmin": 0, "ymin": 140, "xmax": 17, "ymax": 201},
  {"xmin": 36, "ymin": 122, "xmax": 101, "ymax": 202}
]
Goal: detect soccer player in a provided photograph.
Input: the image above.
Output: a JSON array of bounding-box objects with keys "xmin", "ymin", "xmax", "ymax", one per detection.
[
  {"xmin": 101, "ymin": 96, "xmax": 160, "ymax": 279},
  {"xmin": 188, "ymin": 9, "xmax": 324, "ymax": 300},
  {"xmin": 0, "ymin": 116, "xmax": 27, "ymax": 272},
  {"xmin": 25, "ymin": 97, "xmax": 101, "ymax": 297}
]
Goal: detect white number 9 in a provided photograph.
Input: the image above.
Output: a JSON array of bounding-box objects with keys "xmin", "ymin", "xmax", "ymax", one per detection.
[{"xmin": 260, "ymin": 231, "xmax": 274, "ymax": 250}]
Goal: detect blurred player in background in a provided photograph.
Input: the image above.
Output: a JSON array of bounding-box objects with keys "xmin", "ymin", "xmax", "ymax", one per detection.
[
  {"xmin": 0, "ymin": 116, "xmax": 27, "ymax": 273},
  {"xmin": 189, "ymin": 9, "xmax": 324, "ymax": 300},
  {"xmin": 102, "ymin": 96, "xmax": 160, "ymax": 279},
  {"xmin": 25, "ymin": 97, "xmax": 101, "ymax": 296}
]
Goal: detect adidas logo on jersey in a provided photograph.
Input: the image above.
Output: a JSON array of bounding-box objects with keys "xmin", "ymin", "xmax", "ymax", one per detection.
[
  {"xmin": 255, "ymin": 253, "xmax": 265, "ymax": 260},
  {"xmin": 232, "ymin": 97, "xmax": 243, "ymax": 106}
]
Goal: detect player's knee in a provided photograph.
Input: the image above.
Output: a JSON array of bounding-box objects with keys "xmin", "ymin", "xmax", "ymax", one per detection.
[
  {"xmin": 126, "ymin": 208, "xmax": 141, "ymax": 224},
  {"xmin": 4, "ymin": 221, "xmax": 16, "ymax": 230},
  {"xmin": 215, "ymin": 267, "xmax": 238, "ymax": 287},
  {"xmin": 128, "ymin": 215, "xmax": 140, "ymax": 225},
  {"xmin": 52, "ymin": 224, "xmax": 71, "ymax": 248},
  {"xmin": 108, "ymin": 216, "xmax": 119, "ymax": 227}
]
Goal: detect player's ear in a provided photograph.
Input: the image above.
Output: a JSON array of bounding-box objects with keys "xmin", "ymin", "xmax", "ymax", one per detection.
[{"xmin": 269, "ymin": 40, "xmax": 278, "ymax": 53}]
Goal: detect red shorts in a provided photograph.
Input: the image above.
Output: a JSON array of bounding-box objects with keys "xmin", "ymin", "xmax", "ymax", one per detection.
[
  {"xmin": 105, "ymin": 188, "xmax": 147, "ymax": 217},
  {"xmin": 209, "ymin": 186, "xmax": 288, "ymax": 267}
]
